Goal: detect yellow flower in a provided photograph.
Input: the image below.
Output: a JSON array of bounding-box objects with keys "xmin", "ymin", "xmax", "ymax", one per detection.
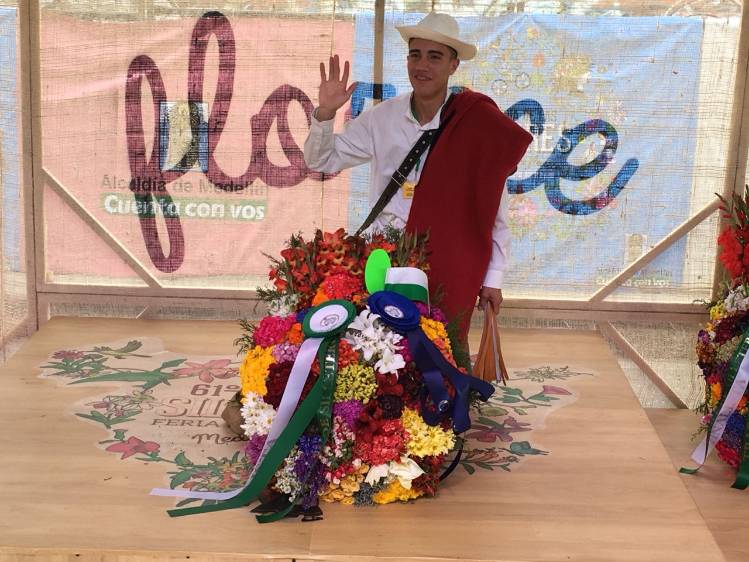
[
  {"xmin": 334, "ymin": 364, "xmax": 377, "ymax": 402},
  {"xmin": 373, "ymin": 480, "xmax": 424, "ymax": 504},
  {"xmin": 710, "ymin": 302, "xmax": 727, "ymax": 321},
  {"xmin": 319, "ymin": 469, "xmax": 366, "ymax": 503},
  {"xmin": 239, "ymin": 346, "xmax": 274, "ymax": 397},
  {"xmin": 420, "ymin": 317, "xmax": 452, "ymax": 350},
  {"xmin": 401, "ymin": 407, "xmax": 455, "ymax": 457}
]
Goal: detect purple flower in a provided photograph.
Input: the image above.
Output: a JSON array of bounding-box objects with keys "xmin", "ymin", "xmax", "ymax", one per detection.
[
  {"xmin": 332, "ymin": 400, "xmax": 364, "ymax": 429},
  {"xmin": 415, "ymin": 302, "xmax": 448, "ymax": 323},
  {"xmin": 271, "ymin": 342, "xmax": 300, "ymax": 364},
  {"xmin": 294, "ymin": 434, "xmax": 324, "ymax": 509},
  {"xmin": 245, "ymin": 433, "xmax": 267, "ymax": 465}
]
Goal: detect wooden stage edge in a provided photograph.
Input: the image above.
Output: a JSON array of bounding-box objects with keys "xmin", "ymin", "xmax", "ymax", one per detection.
[{"xmin": 0, "ymin": 317, "xmax": 729, "ymax": 562}]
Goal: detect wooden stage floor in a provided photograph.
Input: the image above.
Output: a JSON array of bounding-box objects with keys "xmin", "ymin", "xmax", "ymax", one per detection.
[{"xmin": 0, "ymin": 317, "xmax": 727, "ymax": 561}]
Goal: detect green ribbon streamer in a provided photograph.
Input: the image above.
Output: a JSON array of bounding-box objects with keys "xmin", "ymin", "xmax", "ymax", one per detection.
[
  {"xmin": 680, "ymin": 328, "xmax": 749, "ymax": 476},
  {"xmin": 168, "ymin": 300, "xmax": 354, "ymax": 518},
  {"xmin": 384, "ymin": 282, "xmax": 429, "ymax": 304},
  {"xmin": 256, "ymin": 342, "xmax": 338, "ymax": 523}
]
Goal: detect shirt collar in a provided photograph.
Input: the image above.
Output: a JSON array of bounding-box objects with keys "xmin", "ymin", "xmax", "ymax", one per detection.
[{"xmin": 404, "ymin": 90, "xmax": 451, "ymax": 130}]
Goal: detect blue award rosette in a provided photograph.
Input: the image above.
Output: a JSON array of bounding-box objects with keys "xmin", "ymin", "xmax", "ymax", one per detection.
[{"xmin": 368, "ymin": 291, "xmax": 494, "ymax": 433}]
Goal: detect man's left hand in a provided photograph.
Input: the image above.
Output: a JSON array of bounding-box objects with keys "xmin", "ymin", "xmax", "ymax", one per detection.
[{"xmin": 478, "ymin": 286, "xmax": 503, "ymax": 314}]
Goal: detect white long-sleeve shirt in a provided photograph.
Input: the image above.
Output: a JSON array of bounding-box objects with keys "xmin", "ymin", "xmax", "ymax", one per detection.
[{"xmin": 303, "ymin": 91, "xmax": 510, "ymax": 289}]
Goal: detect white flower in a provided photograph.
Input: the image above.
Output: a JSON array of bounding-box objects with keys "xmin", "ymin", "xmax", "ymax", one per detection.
[
  {"xmin": 376, "ymin": 347, "xmax": 406, "ymax": 374},
  {"xmin": 364, "ymin": 463, "xmax": 390, "ymax": 486},
  {"xmin": 389, "ymin": 456, "xmax": 425, "ymax": 489},
  {"xmin": 268, "ymin": 293, "xmax": 299, "ymax": 317},
  {"xmin": 345, "ymin": 307, "xmax": 405, "ymax": 375},
  {"xmin": 274, "ymin": 447, "xmax": 302, "ymax": 497},
  {"xmin": 363, "ymin": 457, "xmax": 425, "ymax": 489},
  {"xmin": 725, "ymin": 285, "xmax": 749, "ymax": 314},
  {"xmin": 240, "ymin": 392, "xmax": 276, "ymax": 437}
]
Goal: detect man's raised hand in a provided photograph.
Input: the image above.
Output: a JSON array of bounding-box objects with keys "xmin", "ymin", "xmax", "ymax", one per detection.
[{"xmin": 317, "ymin": 55, "xmax": 357, "ymax": 122}]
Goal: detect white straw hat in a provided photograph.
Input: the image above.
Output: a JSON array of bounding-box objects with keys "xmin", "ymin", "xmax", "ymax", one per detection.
[{"xmin": 396, "ymin": 12, "xmax": 477, "ymax": 61}]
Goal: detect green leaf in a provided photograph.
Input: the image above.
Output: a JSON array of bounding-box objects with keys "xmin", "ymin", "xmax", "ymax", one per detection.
[
  {"xmin": 509, "ymin": 441, "xmax": 547, "ymax": 456},
  {"xmin": 160, "ymin": 358, "xmax": 187, "ymax": 369},
  {"xmin": 169, "ymin": 470, "xmax": 194, "ymax": 489},
  {"xmin": 69, "ymin": 371, "xmax": 167, "ymax": 385},
  {"xmin": 116, "ymin": 340, "xmax": 143, "ymax": 354},
  {"xmin": 112, "ymin": 429, "xmax": 127, "ymax": 441},
  {"xmin": 514, "ymin": 408, "xmax": 527, "ymax": 416},
  {"xmin": 174, "ymin": 452, "xmax": 194, "ymax": 467},
  {"xmin": 502, "ymin": 387, "xmax": 523, "ymax": 396},
  {"xmin": 76, "ymin": 411, "xmax": 113, "ymax": 428},
  {"xmin": 480, "ymin": 407, "xmax": 508, "ymax": 417},
  {"xmin": 476, "ymin": 416, "xmax": 502, "ymax": 428},
  {"xmin": 462, "ymin": 463, "xmax": 476, "ymax": 475},
  {"xmin": 105, "ymin": 416, "xmax": 137, "ymax": 426},
  {"xmin": 500, "ymin": 396, "xmax": 521, "ymax": 403},
  {"xmin": 475, "ymin": 462, "xmax": 494, "ymax": 471}
]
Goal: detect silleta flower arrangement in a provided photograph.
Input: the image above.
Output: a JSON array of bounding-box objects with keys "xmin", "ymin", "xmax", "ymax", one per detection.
[
  {"xmin": 685, "ymin": 185, "xmax": 749, "ymax": 488},
  {"xmin": 160, "ymin": 228, "xmax": 494, "ymax": 521}
]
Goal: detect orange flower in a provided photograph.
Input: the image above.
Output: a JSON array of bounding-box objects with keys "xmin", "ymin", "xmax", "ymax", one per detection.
[
  {"xmin": 311, "ymin": 287, "xmax": 330, "ymax": 306},
  {"xmin": 287, "ymin": 322, "xmax": 303, "ymax": 345}
]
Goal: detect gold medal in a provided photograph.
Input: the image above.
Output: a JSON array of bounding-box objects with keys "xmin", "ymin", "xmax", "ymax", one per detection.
[{"xmin": 402, "ymin": 181, "xmax": 416, "ymax": 199}]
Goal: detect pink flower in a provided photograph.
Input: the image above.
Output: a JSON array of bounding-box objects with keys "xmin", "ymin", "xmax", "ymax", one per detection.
[
  {"xmin": 105, "ymin": 437, "xmax": 160, "ymax": 459},
  {"xmin": 253, "ymin": 315, "xmax": 297, "ymax": 347},
  {"xmin": 542, "ymin": 385, "xmax": 571, "ymax": 396},
  {"xmin": 173, "ymin": 359, "xmax": 236, "ymax": 382}
]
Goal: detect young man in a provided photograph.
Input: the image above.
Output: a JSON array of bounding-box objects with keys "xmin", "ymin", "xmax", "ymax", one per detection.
[{"xmin": 304, "ymin": 12, "xmax": 532, "ymax": 341}]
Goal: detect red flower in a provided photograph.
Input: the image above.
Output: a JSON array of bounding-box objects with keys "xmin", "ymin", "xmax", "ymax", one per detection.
[
  {"xmin": 716, "ymin": 440, "xmax": 740, "ymax": 468},
  {"xmin": 354, "ymin": 418, "xmax": 407, "ymax": 465},
  {"xmin": 542, "ymin": 385, "xmax": 572, "ymax": 396},
  {"xmin": 718, "ymin": 227, "xmax": 744, "ymax": 279},
  {"xmin": 105, "ymin": 436, "xmax": 160, "ymax": 459}
]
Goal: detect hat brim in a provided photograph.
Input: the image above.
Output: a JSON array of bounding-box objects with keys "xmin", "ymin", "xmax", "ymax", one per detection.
[{"xmin": 396, "ymin": 24, "xmax": 477, "ymax": 61}]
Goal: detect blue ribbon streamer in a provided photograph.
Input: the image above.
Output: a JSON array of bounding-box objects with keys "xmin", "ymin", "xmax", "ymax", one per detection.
[{"xmin": 368, "ymin": 291, "xmax": 494, "ymax": 433}]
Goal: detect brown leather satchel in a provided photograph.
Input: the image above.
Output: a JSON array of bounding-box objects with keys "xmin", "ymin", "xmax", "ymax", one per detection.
[{"xmin": 473, "ymin": 302, "xmax": 509, "ymax": 384}]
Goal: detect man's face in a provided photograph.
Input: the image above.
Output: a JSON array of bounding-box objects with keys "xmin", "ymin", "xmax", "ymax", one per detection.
[{"xmin": 407, "ymin": 38, "xmax": 459, "ymax": 99}]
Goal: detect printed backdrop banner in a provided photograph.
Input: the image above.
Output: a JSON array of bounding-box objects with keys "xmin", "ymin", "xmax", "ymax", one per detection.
[
  {"xmin": 352, "ymin": 13, "xmax": 703, "ymax": 296},
  {"xmin": 40, "ymin": 10, "xmax": 702, "ymax": 296},
  {"xmin": 41, "ymin": 11, "xmax": 356, "ymax": 288}
]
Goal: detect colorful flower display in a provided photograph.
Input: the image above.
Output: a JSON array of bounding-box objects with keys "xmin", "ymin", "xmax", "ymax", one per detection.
[
  {"xmin": 695, "ymin": 186, "xmax": 749, "ymax": 470},
  {"xmin": 234, "ymin": 228, "xmax": 481, "ymax": 515}
]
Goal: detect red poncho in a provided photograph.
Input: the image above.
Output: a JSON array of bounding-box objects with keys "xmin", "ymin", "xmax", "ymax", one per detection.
[{"xmin": 406, "ymin": 90, "xmax": 533, "ymax": 341}]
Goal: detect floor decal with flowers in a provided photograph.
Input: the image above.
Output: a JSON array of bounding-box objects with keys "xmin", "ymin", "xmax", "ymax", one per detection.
[{"xmin": 38, "ymin": 337, "xmax": 592, "ymax": 507}]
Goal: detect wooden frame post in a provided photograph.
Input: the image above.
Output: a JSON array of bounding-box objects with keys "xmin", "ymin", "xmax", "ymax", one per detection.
[
  {"xmin": 19, "ymin": 0, "xmax": 40, "ymax": 332},
  {"xmin": 712, "ymin": 1, "xmax": 749, "ymax": 300}
]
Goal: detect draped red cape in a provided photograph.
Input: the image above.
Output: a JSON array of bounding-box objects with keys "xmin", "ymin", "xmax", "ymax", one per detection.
[{"xmin": 406, "ymin": 90, "xmax": 533, "ymax": 342}]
